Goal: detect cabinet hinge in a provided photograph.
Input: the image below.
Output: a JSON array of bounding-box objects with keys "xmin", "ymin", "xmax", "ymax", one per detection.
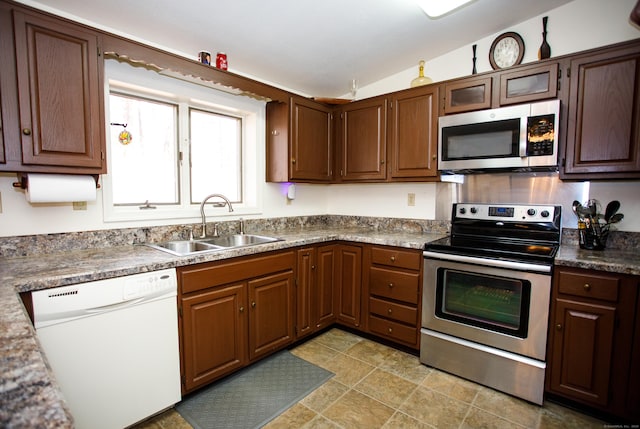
[
  {"xmin": 178, "ymin": 306, "xmax": 183, "ymax": 317},
  {"xmin": 181, "ymin": 375, "xmax": 186, "ymax": 386},
  {"xmin": 97, "ymin": 46, "xmax": 101, "ymax": 57},
  {"xmin": 561, "ymin": 158, "xmax": 566, "ymax": 167},
  {"xmin": 101, "ymin": 151, "xmax": 105, "ymax": 160},
  {"xmin": 567, "ymin": 67, "xmax": 571, "ymax": 78}
]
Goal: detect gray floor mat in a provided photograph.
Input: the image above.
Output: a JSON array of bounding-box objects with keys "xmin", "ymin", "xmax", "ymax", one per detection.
[{"xmin": 176, "ymin": 350, "xmax": 334, "ymax": 429}]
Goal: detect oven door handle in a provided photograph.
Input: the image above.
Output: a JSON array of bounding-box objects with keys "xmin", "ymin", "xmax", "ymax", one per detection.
[{"xmin": 422, "ymin": 251, "xmax": 551, "ymax": 273}]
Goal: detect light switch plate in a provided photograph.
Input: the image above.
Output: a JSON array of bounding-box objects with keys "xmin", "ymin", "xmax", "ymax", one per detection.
[{"xmin": 73, "ymin": 201, "xmax": 87, "ymax": 210}]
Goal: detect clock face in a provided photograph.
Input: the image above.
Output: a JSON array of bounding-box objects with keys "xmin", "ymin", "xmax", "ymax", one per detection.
[
  {"xmin": 494, "ymin": 37, "xmax": 520, "ymax": 68},
  {"xmin": 489, "ymin": 32, "xmax": 525, "ymax": 70}
]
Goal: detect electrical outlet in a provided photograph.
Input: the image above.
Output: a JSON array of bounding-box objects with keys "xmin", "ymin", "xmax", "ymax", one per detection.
[
  {"xmin": 407, "ymin": 193, "xmax": 416, "ymax": 206},
  {"xmin": 72, "ymin": 201, "xmax": 87, "ymax": 211}
]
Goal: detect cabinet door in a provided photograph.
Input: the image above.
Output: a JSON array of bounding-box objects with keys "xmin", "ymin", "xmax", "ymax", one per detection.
[
  {"xmin": 443, "ymin": 76, "xmax": 492, "ymax": 114},
  {"xmin": 498, "ymin": 63, "xmax": 558, "ymax": 105},
  {"xmin": 248, "ymin": 270, "xmax": 294, "ymax": 361},
  {"xmin": 335, "ymin": 244, "xmax": 362, "ymax": 327},
  {"xmin": 339, "ymin": 97, "xmax": 387, "ymax": 181},
  {"xmin": 548, "ymin": 298, "xmax": 616, "ymax": 407},
  {"xmin": 13, "ymin": 10, "xmax": 105, "ymax": 170},
  {"xmin": 389, "ymin": 85, "xmax": 439, "ymax": 178},
  {"xmin": 563, "ymin": 44, "xmax": 640, "ymax": 179},
  {"xmin": 291, "ymin": 97, "xmax": 332, "ymax": 181},
  {"xmin": 180, "ymin": 283, "xmax": 247, "ymax": 393},
  {"xmin": 316, "ymin": 244, "xmax": 337, "ymax": 329},
  {"xmin": 295, "ymin": 247, "xmax": 315, "ymax": 339}
]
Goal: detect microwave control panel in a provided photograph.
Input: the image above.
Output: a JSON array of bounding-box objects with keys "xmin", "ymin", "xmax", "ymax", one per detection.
[{"xmin": 526, "ymin": 114, "xmax": 555, "ymax": 156}]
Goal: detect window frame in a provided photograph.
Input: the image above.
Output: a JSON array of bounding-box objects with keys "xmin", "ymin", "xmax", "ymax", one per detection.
[{"xmin": 102, "ymin": 59, "xmax": 264, "ymax": 223}]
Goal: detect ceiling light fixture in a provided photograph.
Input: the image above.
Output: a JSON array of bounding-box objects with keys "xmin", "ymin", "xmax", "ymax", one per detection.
[{"xmin": 416, "ymin": 0, "xmax": 475, "ymax": 18}]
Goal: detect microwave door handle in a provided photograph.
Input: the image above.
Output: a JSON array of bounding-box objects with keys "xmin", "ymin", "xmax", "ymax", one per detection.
[{"xmin": 519, "ymin": 116, "xmax": 528, "ymax": 157}]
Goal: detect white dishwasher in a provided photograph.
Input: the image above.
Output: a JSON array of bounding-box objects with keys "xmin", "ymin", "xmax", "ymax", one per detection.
[{"xmin": 32, "ymin": 268, "xmax": 181, "ymax": 429}]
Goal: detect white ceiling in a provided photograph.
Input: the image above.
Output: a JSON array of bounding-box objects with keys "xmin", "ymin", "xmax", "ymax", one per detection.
[{"xmin": 24, "ymin": 0, "xmax": 573, "ymax": 97}]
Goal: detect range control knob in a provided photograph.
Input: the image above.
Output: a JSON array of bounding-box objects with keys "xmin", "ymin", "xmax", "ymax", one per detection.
[
  {"xmin": 541, "ymin": 210, "xmax": 550, "ymax": 218},
  {"xmin": 527, "ymin": 208, "xmax": 536, "ymax": 216},
  {"xmin": 459, "ymin": 207, "xmax": 466, "ymax": 215},
  {"xmin": 470, "ymin": 207, "xmax": 478, "ymax": 214}
]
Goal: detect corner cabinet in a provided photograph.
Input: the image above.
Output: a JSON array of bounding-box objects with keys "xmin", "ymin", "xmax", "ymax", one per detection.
[
  {"xmin": 546, "ymin": 266, "xmax": 640, "ymax": 422},
  {"xmin": 0, "ymin": 3, "xmax": 106, "ymax": 173},
  {"xmin": 177, "ymin": 250, "xmax": 295, "ymax": 394},
  {"xmin": 266, "ymin": 96, "xmax": 333, "ymax": 182},
  {"xmin": 561, "ymin": 41, "xmax": 640, "ymax": 179},
  {"xmin": 388, "ymin": 85, "xmax": 439, "ymax": 179},
  {"xmin": 295, "ymin": 245, "xmax": 337, "ymax": 340}
]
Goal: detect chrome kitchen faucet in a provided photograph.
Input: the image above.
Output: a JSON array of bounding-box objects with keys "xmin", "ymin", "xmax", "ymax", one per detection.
[{"xmin": 199, "ymin": 194, "xmax": 234, "ymax": 238}]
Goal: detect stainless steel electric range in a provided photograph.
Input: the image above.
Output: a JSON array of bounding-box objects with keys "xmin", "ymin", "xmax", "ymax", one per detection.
[{"xmin": 421, "ymin": 203, "xmax": 561, "ymax": 405}]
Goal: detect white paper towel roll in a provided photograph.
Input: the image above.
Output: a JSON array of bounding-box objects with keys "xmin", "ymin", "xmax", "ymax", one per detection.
[{"xmin": 26, "ymin": 174, "xmax": 97, "ymax": 203}]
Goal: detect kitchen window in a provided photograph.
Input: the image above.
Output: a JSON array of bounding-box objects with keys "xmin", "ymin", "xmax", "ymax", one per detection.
[{"xmin": 103, "ymin": 59, "xmax": 263, "ymax": 222}]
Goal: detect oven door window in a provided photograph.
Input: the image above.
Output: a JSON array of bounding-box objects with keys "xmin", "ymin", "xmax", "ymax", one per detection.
[
  {"xmin": 441, "ymin": 118, "xmax": 520, "ymax": 161},
  {"xmin": 435, "ymin": 268, "xmax": 531, "ymax": 338}
]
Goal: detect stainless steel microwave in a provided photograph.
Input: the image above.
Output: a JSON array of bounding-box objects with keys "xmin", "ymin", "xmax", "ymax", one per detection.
[{"xmin": 438, "ymin": 99, "xmax": 560, "ymax": 174}]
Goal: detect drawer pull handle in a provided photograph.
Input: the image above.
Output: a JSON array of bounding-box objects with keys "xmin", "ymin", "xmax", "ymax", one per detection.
[
  {"xmin": 388, "ymin": 327, "xmax": 393, "ymax": 333},
  {"xmin": 388, "ymin": 283, "xmax": 394, "ymax": 288},
  {"xmin": 556, "ymin": 324, "xmax": 562, "ymax": 331},
  {"xmin": 583, "ymin": 283, "xmax": 591, "ymax": 291},
  {"xmin": 251, "ymin": 301, "xmax": 256, "ymax": 308},
  {"xmin": 390, "ymin": 256, "xmax": 396, "ymax": 262},
  {"xmin": 239, "ymin": 306, "xmax": 244, "ymax": 312},
  {"xmin": 387, "ymin": 308, "xmax": 392, "ymax": 314},
  {"xmin": 22, "ymin": 128, "xmax": 32, "ymax": 136}
]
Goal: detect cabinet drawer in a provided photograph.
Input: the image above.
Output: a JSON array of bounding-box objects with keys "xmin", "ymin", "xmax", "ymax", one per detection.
[
  {"xmin": 179, "ymin": 251, "xmax": 295, "ymax": 294},
  {"xmin": 369, "ymin": 267, "xmax": 419, "ymax": 304},
  {"xmin": 368, "ymin": 314, "xmax": 417, "ymax": 346},
  {"xmin": 369, "ymin": 297, "xmax": 417, "ymax": 325},
  {"xmin": 370, "ymin": 246, "xmax": 421, "ymax": 270},
  {"xmin": 557, "ymin": 269, "xmax": 620, "ymax": 302}
]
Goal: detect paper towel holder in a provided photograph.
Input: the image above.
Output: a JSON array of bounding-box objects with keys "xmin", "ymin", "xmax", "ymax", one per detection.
[{"xmin": 13, "ymin": 173, "xmax": 101, "ymax": 189}]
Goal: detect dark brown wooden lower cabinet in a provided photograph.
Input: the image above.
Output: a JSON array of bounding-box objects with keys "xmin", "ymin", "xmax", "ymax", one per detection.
[
  {"xmin": 180, "ymin": 283, "xmax": 247, "ymax": 393},
  {"xmin": 546, "ymin": 266, "xmax": 639, "ymax": 422}
]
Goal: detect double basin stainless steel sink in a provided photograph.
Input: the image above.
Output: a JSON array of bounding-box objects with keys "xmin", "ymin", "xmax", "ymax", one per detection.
[{"xmin": 146, "ymin": 234, "xmax": 282, "ymax": 256}]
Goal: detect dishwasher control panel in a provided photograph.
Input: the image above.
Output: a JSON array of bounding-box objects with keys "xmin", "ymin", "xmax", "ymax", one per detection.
[{"xmin": 123, "ymin": 269, "xmax": 177, "ymax": 300}]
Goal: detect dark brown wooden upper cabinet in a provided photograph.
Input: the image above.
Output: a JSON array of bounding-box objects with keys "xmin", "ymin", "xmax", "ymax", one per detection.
[
  {"xmin": 266, "ymin": 96, "xmax": 332, "ymax": 183},
  {"xmin": 388, "ymin": 85, "xmax": 439, "ymax": 179},
  {"xmin": 443, "ymin": 76, "xmax": 492, "ymax": 114},
  {"xmin": 12, "ymin": 10, "xmax": 105, "ymax": 172},
  {"xmin": 562, "ymin": 42, "xmax": 640, "ymax": 179},
  {"xmin": 338, "ymin": 96, "xmax": 387, "ymax": 181},
  {"xmin": 499, "ymin": 63, "xmax": 558, "ymax": 105}
]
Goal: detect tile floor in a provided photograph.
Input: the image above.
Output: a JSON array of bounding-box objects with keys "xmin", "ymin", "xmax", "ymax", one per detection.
[{"xmin": 137, "ymin": 328, "xmax": 607, "ymax": 429}]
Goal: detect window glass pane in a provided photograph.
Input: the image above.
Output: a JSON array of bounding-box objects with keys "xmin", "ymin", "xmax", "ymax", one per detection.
[
  {"xmin": 109, "ymin": 94, "xmax": 178, "ymax": 205},
  {"xmin": 190, "ymin": 109, "xmax": 242, "ymax": 203}
]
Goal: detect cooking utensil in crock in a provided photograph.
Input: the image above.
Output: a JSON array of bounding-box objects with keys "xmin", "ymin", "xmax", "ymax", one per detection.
[{"xmin": 604, "ymin": 200, "xmax": 620, "ymax": 222}]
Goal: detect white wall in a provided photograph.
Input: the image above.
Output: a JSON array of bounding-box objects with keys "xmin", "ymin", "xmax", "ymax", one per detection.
[{"xmin": 1, "ymin": 0, "xmax": 639, "ymax": 237}]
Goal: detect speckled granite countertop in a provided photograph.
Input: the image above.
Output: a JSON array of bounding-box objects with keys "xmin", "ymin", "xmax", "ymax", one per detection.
[
  {"xmin": 0, "ymin": 227, "xmax": 445, "ymax": 429},
  {"xmin": 1, "ymin": 224, "xmax": 638, "ymax": 428},
  {"xmin": 555, "ymin": 245, "xmax": 640, "ymax": 276}
]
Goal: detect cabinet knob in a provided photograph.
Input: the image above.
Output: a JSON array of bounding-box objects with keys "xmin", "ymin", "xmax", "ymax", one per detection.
[
  {"xmin": 22, "ymin": 128, "xmax": 32, "ymax": 136},
  {"xmin": 387, "ymin": 308, "xmax": 392, "ymax": 314},
  {"xmin": 311, "ymin": 265, "xmax": 316, "ymax": 270},
  {"xmin": 556, "ymin": 324, "xmax": 562, "ymax": 331},
  {"xmin": 390, "ymin": 256, "xmax": 396, "ymax": 262},
  {"xmin": 388, "ymin": 283, "xmax": 394, "ymax": 288},
  {"xmin": 239, "ymin": 306, "xmax": 244, "ymax": 312},
  {"xmin": 583, "ymin": 283, "xmax": 591, "ymax": 291},
  {"xmin": 291, "ymin": 158, "xmax": 296, "ymax": 164},
  {"xmin": 271, "ymin": 130, "xmax": 279, "ymax": 136},
  {"xmin": 432, "ymin": 155, "xmax": 437, "ymax": 160},
  {"xmin": 388, "ymin": 327, "xmax": 393, "ymax": 333},
  {"xmin": 381, "ymin": 160, "xmax": 385, "ymax": 164},
  {"xmin": 251, "ymin": 301, "xmax": 256, "ymax": 308}
]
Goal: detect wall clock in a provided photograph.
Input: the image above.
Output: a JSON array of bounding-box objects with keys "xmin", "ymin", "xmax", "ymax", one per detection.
[{"xmin": 489, "ymin": 32, "xmax": 525, "ymax": 70}]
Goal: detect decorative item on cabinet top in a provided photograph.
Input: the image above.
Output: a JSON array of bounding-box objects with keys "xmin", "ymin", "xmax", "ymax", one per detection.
[
  {"xmin": 411, "ymin": 60, "xmax": 433, "ymax": 87},
  {"xmin": 538, "ymin": 16, "xmax": 551, "ymax": 60},
  {"xmin": 489, "ymin": 32, "xmax": 525, "ymax": 70}
]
